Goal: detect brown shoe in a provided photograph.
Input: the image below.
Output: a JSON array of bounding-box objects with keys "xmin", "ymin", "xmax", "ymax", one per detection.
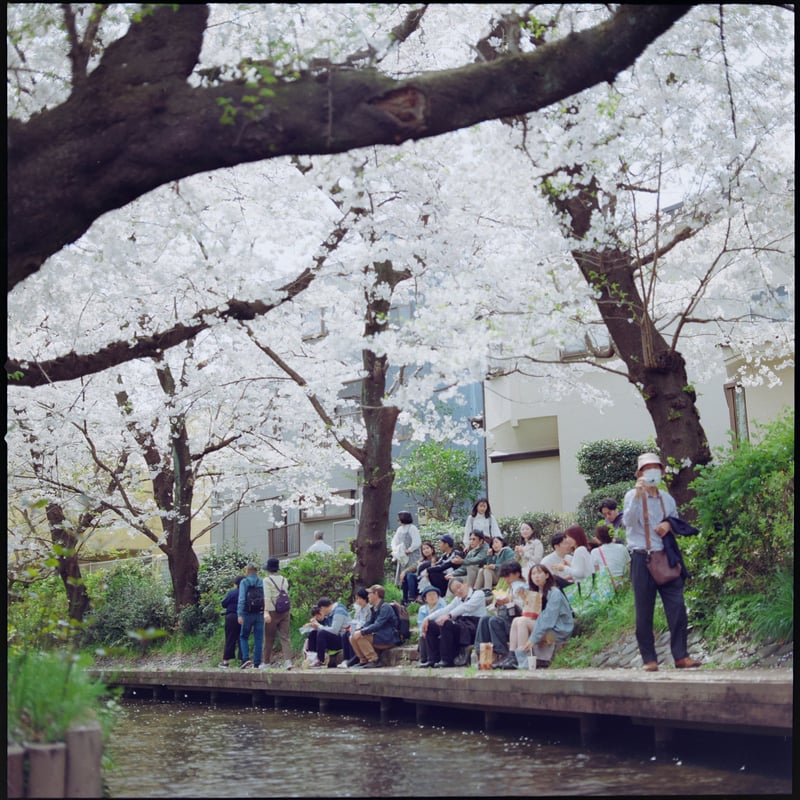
[
  {"xmin": 674, "ymin": 657, "xmax": 702, "ymax": 669},
  {"xmin": 642, "ymin": 661, "xmax": 659, "ymax": 672}
]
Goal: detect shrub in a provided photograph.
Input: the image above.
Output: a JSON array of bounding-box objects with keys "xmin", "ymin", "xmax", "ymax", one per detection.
[
  {"xmin": 281, "ymin": 550, "xmax": 358, "ymax": 617},
  {"xmin": 83, "ymin": 562, "xmax": 175, "ymax": 649},
  {"xmin": 684, "ymin": 411, "xmax": 794, "ymax": 615},
  {"xmin": 7, "ymin": 573, "xmax": 72, "ymax": 651},
  {"xmin": 192, "ymin": 546, "xmax": 261, "ymax": 638},
  {"xmin": 576, "ymin": 438, "xmax": 654, "ymax": 491}
]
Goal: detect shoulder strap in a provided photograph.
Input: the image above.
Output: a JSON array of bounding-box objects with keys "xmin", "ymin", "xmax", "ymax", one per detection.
[
  {"xmin": 642, "ymin": 492, "xmax": 668, "ymax": 552},
  {"xmin": 598, "ymin": 547, "xmax": 618, "ymax": 592}
]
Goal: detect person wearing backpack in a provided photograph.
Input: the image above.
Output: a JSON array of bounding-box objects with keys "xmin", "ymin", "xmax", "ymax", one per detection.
[
  {"xmin": 237, "ymin": 563, "xmax": 265, "ymax": 669},
  {"xmin": 262, "ymin": 557, "xmax": 294, "ymax": 670}
]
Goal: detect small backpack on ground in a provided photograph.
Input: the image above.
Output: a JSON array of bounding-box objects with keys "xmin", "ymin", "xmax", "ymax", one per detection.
[
  {"xmin": 389, "ymin": 601, "xmax": 411, "ymax": 643},
  {"xmin": 269, "ymin": 577, "xmax": 291, "ymax": 614},
  {"xmin": 244, "ymin": 582, "xmax": 265, "ymax": 614}
]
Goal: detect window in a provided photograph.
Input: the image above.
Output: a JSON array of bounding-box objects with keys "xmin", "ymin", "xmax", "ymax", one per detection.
[
  {"xmin": 724, "ymin": 381, "xmax": 749, "ymax": 444},
  {"xmin": 300, "ymin": 490, "xmax": 356, "ymax": 521}
]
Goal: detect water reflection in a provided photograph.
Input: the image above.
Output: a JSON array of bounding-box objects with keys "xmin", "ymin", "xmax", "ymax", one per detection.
[{"xmin": 105, "ymin": 700, "xmax": 792, "ymax": 798}]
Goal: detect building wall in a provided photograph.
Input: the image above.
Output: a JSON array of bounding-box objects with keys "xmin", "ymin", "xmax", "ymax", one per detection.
[{"xmin": 483, "ymin": 363, "xmax": 738, "ymax": 518}]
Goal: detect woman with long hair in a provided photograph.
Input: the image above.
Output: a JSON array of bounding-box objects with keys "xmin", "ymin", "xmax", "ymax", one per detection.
[
  {"xmin": 520, "ymin": 563, "xmax": 575, "ymax": 668},
  {"xmin": 515, "ymin": 520, "xmax": 543, "ymax": 575},
  {"xmin": 403, "ymin": 539, "xmax": 438, "ymax": 604},
  {"xmin": 462, "ymin": 497, "xmax": 501, "ymax": 549}
]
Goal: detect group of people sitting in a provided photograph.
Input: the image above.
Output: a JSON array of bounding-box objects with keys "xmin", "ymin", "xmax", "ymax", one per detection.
[
  {"xmin": 388, "ymin": 498, "xmax": 632, "ymax": 669},
  {"xmin": 300, "ymin": 584, "xmax": 405, "ymax": 669}
]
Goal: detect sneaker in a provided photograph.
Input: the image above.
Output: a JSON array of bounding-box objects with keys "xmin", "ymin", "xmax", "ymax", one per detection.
[
  {"xmin": 361, "ymin": 660, "xmax": 380, "ymax": 669},
  {"xmin": 283, "ymin": 659, "xmax": 293, "ymax": 671},
  {"xmin": 257, "ymin": 663, "xmax": 271, "ymax": 669},
  {"xmin": 345, "ymin": 656, "xmax": 361, "ymax": 668},
  {"xmin": 240, "ymin": 660, "xmax": 254, "ymax": 669},
  {"xmin": 218, "ymin": 662, "xmax": 229, "ymax": 669}
]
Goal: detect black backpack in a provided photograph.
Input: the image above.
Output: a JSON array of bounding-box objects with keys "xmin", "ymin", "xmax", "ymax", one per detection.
[
  {"xmin": 244, "ymin": 582, "xmax": 265, "ymax": 614},
  {"xmin": 269, "ymin": 577, "xmax": 291, "ymax": 614},
  {"xmin": 389, "ymin": 601, "xmax": 411, "ymax": 643}
]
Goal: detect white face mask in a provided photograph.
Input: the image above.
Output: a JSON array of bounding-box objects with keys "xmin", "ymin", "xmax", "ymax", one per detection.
[{"xmin": 642, "ymin": 468, "xmax": 662, "ymax": 487}]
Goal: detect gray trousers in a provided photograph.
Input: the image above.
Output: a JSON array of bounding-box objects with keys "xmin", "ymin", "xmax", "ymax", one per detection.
[
  {"xmin": 474, "ymin": 613, "xmax": 512, "ymax": 656},
  {"xmin": 630, "ymin": 552, "xmax": 689, "ymax": 664}
]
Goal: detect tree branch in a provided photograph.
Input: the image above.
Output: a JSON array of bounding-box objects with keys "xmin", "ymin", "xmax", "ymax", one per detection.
[{"xmin": 8, "ymin": 4, "xmax": 692, "ymax": 291}]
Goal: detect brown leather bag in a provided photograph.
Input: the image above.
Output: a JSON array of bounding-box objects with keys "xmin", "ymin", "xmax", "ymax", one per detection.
[
  {"xmin": 645, "ymin": 550, "xmax": 681, "ymax": 585},
  {"xmin": 643, "ymin": 494, "xmax": 681, "ymax": 585}
]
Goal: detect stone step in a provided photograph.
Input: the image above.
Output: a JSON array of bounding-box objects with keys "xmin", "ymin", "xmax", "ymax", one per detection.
[{"xmin": 379, "ymin": 645, "xmax": 419, "ymax": 667}]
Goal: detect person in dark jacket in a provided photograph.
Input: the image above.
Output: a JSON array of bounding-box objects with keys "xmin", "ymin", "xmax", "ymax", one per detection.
[
  {"xmin": 424, "ymin": 535, "xmax": 464, "ymax": 595},
  {"xmin": 219, "ymin": 574, "xmax": 244, "ymax": 668},
  {"xmin": 349, "ymin": 585, "xmax": 400, "ymax": 668}
]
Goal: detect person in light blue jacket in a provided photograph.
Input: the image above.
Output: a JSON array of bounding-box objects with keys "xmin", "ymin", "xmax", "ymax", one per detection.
[
  {"xmin": 307, "ymin": 597, "xmax": 352, "ymax": 667},
  {"xmin": 522, "ymin": 564, "xmax": 574, "ymax": 668}
]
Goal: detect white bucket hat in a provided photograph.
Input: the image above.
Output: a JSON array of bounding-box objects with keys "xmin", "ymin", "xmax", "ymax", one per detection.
[{"xmin": 637, "ymin": 453, "xmax": 663, "ymax": 472}]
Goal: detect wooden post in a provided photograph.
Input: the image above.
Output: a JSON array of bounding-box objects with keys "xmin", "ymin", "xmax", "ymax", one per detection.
[
  {"xmin": 7, "ymin": 744, "xmax": 25, "ymax": 799},
  {"xmin": 65, "ymin": 722, "xmax": 103, "ymax": 798},
  {"xmin": 27, "ymin": 742, "xmax": 67, "ymax": 798}
]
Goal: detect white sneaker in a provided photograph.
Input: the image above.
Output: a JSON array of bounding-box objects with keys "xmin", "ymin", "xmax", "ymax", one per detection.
[
  {"xmin": 283, "ymin": 659, "xmax": 293, "ymax": 670},
  {"xmin": 257, "ymin": 663, "xmax": 271, "ymax": 669}
]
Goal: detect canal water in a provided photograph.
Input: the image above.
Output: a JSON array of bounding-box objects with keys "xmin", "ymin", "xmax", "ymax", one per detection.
[{"xmin": 104, "ymin": 700, "xmax": 792, "ymax": 797}]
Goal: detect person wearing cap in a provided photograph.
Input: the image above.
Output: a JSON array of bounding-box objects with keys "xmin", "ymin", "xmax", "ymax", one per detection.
[
  {"xmin": 415, "ymin": 585, "xmax": 446, "ymax": 667},
  {"xmin": 623, "ymin": 453, "xmax": 701, "ymax": 672},
  {"xmin": 261, "ymin": 557, "xmax": 293, "ymax": 670},
  {"xmin": 421, "ymin": 577, "xmax": 487, "ymax": 668},
  {"xmin": 425, "ymin": 535, "xmax": 464, "ymax": 596},
  {"xmin": 236, "ymin": 562, "xmax": 264, "ymax": 669}
]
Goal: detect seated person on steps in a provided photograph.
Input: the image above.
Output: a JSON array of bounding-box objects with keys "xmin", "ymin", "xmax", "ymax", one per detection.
[
  {"xmin": 419, "ymin": 577, "xmax": 487, "ymax": 668},
  {"xmin": 349, "ymin": 585, "xmax": 400, "ymax": 669},
  {"xmin": 447, "ymin": 530, "xmax": 490, "ymax": 592},
  {"xmin": 415, "ymin": 585, "xmax": 447, "ymax": 668},
  {"xmin": 306, "ymin": 596, "xmax": 352, "ymax": 667},
  {"xmin": 474, "ymin": 560, "xmax": 526, "ymax": 667}
]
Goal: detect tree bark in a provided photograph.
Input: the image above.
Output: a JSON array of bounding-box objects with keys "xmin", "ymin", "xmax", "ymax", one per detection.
[
  {"xmin": 8, "ymin": 4, "xmax": 691, "ymax": 291},
  {"xmin": 547, "ymin": 177, "xmax": 712, "ymax": 512},
  {"xmin": 45, "ymin": 503, "xmax": 91, "ymax": 622}
]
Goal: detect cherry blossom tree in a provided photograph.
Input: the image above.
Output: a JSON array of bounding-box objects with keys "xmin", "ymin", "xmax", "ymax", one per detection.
[{"xmin": 7, "ymin": 4, "xmax": 793, "ymax": 596}]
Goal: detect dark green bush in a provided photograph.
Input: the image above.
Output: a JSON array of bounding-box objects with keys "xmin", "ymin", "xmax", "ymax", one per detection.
[
  {"xmin": 281, "ymin": 550, "xmax": 359, "ymax": 618},
  {"xmin": 576, "ymin": 438, "xmax": 654, "ymax": 491},
  {"xmin": 684, "ymin": 411, "xmax": 794, "ymax": 634},
  {"xmin": 83, "ymin": 562, "xmax": 175, "ymax": 648}
]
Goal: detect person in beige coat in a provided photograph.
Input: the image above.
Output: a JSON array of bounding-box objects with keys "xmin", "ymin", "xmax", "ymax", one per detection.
[{"xmin": 261, "ymin": 557, "xmax": 293, "ymax": 670}]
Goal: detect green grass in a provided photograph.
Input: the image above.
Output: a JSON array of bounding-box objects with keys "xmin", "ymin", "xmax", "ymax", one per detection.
[
  {"xmin": 556, "ymin": 586, "xmax": 667, "ymax": 668},
  {"xmin": 8, "ymin": 650, "xmax": 121, "ymax": 744}
]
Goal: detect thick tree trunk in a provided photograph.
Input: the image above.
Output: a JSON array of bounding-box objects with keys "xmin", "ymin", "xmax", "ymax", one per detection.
[
  {"xmin": 354, "ymin": 349, "xmax": 399, "ymax": 587},
  {"xmin": 550, "ymin": 178, "xmax": 711, "ymax": 513},
  {"xmin": 45, "ymin": 503, "xmax": 91, "ymax": 622}
]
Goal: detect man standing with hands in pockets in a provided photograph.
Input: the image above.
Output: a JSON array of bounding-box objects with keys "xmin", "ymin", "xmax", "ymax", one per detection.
[{"xmin": 623, "ymin": 453, "xmax": 701, "ymax": 672}]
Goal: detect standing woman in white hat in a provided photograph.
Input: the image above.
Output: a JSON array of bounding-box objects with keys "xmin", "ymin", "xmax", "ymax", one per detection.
[{"xmin": 623, "ymin": 453, "xmax": 702, "ymax": 672}]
